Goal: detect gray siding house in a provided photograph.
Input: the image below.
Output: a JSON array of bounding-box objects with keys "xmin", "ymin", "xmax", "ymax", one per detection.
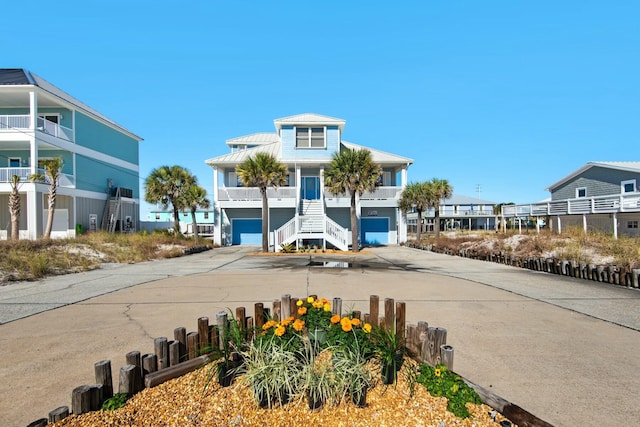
[{"xmin": 503, "ymin": 162, "xmax": 640, "ymax": 238}]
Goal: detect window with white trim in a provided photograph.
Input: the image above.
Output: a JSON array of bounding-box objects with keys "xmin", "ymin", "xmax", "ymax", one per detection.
[
  {"xmin": 576, "ymin": 187, "xmax": 587, "ymax": 198},
  {"xmin": 628, "ymin": 220, "xmax": 638, "ymax": 229},
  {"xmin": 296, "ymin": 127, "xmax": 325, "ymax": 148},
  {"xmin": 204, "ymin": 212, "xmax": 209, "ymax": 219},
  {"xmin": 8, "ymin": 157, "xmax": 21, "ymax": 167},
  {"xmin": 621, "ymin": 179, "xmax": 636, "ymax": 193}
]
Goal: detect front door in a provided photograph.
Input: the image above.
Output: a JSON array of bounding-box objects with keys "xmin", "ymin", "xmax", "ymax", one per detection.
[{"xmin": 301, "ymin": 176, "xmax": 320, "ymax": 200}]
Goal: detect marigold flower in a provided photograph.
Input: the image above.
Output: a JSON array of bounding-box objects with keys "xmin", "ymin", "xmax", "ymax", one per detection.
[
  {"xmin": 350, "ymin": 318, "xmax": 361, "ymax": 326},
  {"xmin": 340, "ymin": 316, "xmax": 351, "ymax": 325},
  {"xmin": 296, "ymin": 299, "xmax": 303, "ymax": 307},
  {"xmin": 275, "ymin": 325, "xmax": 286, "ymax": 337},
  {"xmin": 307, "ymin": 296, "xmax": 314, "ymax": 303},
  {"xmin": 331, "ymin": 314, "xmax": 341, "ymax": 324},
  {"xmin": 363, "ymin": 323, "xmax": 372, "ymax": 333},
  {"xmin": 312, "ymin": 301, "xmax": 323, "ymax": 309},
  {"xmin": 298, "ymin": 307, "xmax": 307, "ymax": 315},
  {"xmin": 293, "ymin": 319, "xmax": 305, "ymax": 331},
  {"xmin": 281, "ymin": 316, "xmax": 294, "ymax": 326},
  {"xmin": 323, "ymin": 303, "xmax": 331, "ymax": 312},
  {"xmin": 262, "ymin": 320, "xmax": 277, "ymax": 330},
  {"xmin": 341, "ymin": 321, "xmax": 353, "ymax": 332},
  {"xmin": 320, "ymin": 298, "xmax": 329, "ymax": 304}
]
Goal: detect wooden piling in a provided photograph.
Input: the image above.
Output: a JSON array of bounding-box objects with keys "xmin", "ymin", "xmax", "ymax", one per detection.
[
  {"xmin": 94, "ymin": 360, "xmax": 113, "ymax": 400},
  {"xmin": 369, "ymin": 295, "xmax": 379, "ymax": 327}
]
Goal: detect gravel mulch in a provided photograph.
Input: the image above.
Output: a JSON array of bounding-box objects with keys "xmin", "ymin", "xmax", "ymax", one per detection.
[{"xmin": 52, "ymin": 359, "xmax": 515, "ymax": 427}]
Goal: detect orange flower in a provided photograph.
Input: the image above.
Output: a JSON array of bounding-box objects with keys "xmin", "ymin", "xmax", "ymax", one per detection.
[
  {"xmin": 363, "ymin": 323, "xmax": 372, "ymax": 333},
  {"xmin": 341, "ymin": 321, "xmax": 353, "ymax": 332},
  {"xmin": 351, "ymin": 318, "xmax": 361, "ymax": 327},
  {"xmin": 262, "ymin": 320, "xmax": 277, "ymax": 330},
  {"xmin": 293, "ymin": 319, "xmax": 305, "ymax": 331},
  {"xmin": 275, "ymin": 325, "xmax": 286, "ymax": 337},
  {"xmin": 331, "ymin": 314, "xmax": 341, "ymax": 324},
  {"xmin": 323, "ymin": 303, "xmax": 331, "ymax": 312},
  {"xmin": 312, "ymin": 300, "xmax": 323, "ymax": 309},
  {"xmin": 281, "ymin": 316, "xmax": 294, "ymax": 326},
  {"xmin": 298, "ymin": 307, "xmax": 307, "ymax": 315}
]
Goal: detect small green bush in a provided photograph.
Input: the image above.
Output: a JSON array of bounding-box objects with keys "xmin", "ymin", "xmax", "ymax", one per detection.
[{"xmin": 101, "ymin": 393, "xmax": 128, "ymax": 411}]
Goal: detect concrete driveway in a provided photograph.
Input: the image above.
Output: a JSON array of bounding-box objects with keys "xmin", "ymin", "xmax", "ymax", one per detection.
[{"xmin": 1, "ymin": 246, "xmax": 638, "ymax": 427}]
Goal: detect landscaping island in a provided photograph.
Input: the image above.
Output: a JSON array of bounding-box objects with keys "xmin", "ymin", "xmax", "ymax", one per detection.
[{"xmin": 50, "ymin": 357, "xmax": 513, "ymax": 427}]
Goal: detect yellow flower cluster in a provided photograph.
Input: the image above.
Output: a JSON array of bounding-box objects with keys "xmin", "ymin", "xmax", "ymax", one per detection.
[
  {"xmin": 261, "ymin": 316, "xmax": 305, "ymax": 337},
  {"xmin": 332, "ymin": 315, "xmax": 372, "ymax": 333}
]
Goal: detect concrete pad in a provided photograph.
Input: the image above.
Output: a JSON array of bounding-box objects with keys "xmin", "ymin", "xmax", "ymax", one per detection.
[{"xmin": 1, "ymin": 246, "xmax": 639, "ymax": 427}]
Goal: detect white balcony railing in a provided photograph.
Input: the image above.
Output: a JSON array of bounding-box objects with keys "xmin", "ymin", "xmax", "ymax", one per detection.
[
  {"xmin": 0, "ymin": 167, "xmax": 75, "ymax": 187},
  {"xmin": 360, "ymin": 186, "xmax": 402, "ymax": 200},
  {"xmin": 502, "ymin": 193, "xmax": 640, "ymax": 217},
  {"xmin": 0, "ymin": 114, "xmax": 30, "ymax": 129},
  {"xmin": 218, "ymin": 187, "xmax": 297, "ymax": 201},
  {"xmin": 0, "ymin": 115, "xmax": 74, "ymax": 142}
]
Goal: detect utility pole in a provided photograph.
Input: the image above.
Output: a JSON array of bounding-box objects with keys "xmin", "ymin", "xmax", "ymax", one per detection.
[{"xmin": 476, "ymin": 184, "xmax": 481, "ymax": 200}]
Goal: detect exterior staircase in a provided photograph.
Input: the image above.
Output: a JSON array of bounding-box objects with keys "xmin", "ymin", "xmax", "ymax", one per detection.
[
  {"xmin": 274, "ymin": 200, "xmax": 348, "ymax": 251},
  {"xmin": 101, "ymin": 187, "xmax": 122, "ymax": 233}
]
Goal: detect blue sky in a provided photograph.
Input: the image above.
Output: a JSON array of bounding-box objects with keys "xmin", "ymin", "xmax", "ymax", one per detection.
[{"xmin": 3, "ymin": 1, "xmax": 638, "ymax": 217}]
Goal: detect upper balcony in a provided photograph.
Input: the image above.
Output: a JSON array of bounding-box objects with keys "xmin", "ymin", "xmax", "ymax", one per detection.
[
  {"xmin": 0, "ymin": 114, "xmax": 74, "ymax": 143},
  {"xmin": 502, "ymin": 193, "xmax": 640, "ymax": 217},
  {"xmin": 0, "ymin": 167, "xmax": 75, "ymax": 187},
  {"xmin": 217, "ymin": 186, "xmax": 404, "ymax": 208}
]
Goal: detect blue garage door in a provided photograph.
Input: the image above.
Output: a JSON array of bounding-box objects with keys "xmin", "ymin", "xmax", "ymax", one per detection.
[
  {"xmin": 232, "ymin": 219, "xmax": 262, "ymax": 245},
  {"xmin": 361, "ymin": 217, "xmax": 389, "ymax": 245}
]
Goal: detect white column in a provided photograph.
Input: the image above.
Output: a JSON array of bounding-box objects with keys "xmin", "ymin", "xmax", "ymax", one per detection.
[
  {"xmin": 613, "ymin": 212, "xmax": 618, "ymax": 240},
  {"xmin": 398, "ymin": 207, "xmax": 407, "ymax": 243},
  {"xmin": 557, "ymin": 216, "xmax": 562, "ymax": 234},
  {"xmin": 29, "ymin": 91, "xmax": 38, "ymax": 175},
  {"xmin": 212, "ymin": 167, "xmax": 221, "ymax": 246},
  {"xmin": 583, "ymin": 214, "xmax": 588, "ymax": 234},
  {"xmin": 401, "ymin": 166, "xmax": 408, "ymax": 188},
  {"xmin": 26, "ymin": 185, "xmax": 38, "ymax": 239}
]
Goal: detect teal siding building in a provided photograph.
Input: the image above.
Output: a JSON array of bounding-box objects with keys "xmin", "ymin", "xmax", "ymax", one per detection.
[{"xmin": 0, "ymin": 69, "xmax": 142, "ymax": 239}]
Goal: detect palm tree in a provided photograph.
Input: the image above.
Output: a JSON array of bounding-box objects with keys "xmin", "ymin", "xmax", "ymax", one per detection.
[
  {"xmin": 144, "ymin": 165, "xmax": 196, "ymax": 235},
  {"xmin": 179, "ymin": 184, "xmax": 210, "ymax": 243},
  {"xmin": 324, "ymin": 148, "xmax": 382, "ymax": 252},
  {"xmin": 398, "ymin": 181, "xmax": 430, "ymax": 241},
  {"xmin": 236, "ymin": 152, "xmax": 287, "ymax": 252},
  {"xmin": 426, "ymin": 178, "xmax": 453, "ymax": 237},
  {"xmin": 29, "ymin": 157, "xmax": 63, "ymax": 239},
  {"xmin": 9, "ymin": 175, "xmax": 22, "ymax": 240}
]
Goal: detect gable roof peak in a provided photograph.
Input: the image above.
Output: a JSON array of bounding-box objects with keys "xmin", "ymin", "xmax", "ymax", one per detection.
[{"xmin": 273, "ymin": 113, "xmax": 346, "ymax": 131}]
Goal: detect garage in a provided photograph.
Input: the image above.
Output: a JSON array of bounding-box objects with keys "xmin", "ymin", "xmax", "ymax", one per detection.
[
  {"xmin": 231, "ymin": 219, "xmax": 262, "ymax": 245},
  {"xmin": 360, "ymin": 217, "xmax": 389, "ymax": 245}
]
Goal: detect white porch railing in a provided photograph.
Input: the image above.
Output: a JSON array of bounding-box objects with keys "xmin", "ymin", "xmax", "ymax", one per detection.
[
  {"xmin": 0, "ymin": 167, "xmax": 75, "ymax": 187},
  {"xmin": 0, "ymin": 114, "xmax": 30, "ymax": 129},
  {"xmin": 218, "ymin": 187, "xmax": 297, "ymax": 201},
  {"xmin": 37, "ymin": 117, "xmax": 74, "ymax": 142},
  {"xmin": 325, "ymin": 217, "xmax": 349, "ymax": 251},
  {"xmin": 274, "ymin": 215, "xmax": 349, "ymax": 251},
  {"xmin": 0, "ymin": 115, "xmax": 74, "ymax": 142},
  {"xmin": 357, "ymin": 186, "xmax": 402, "ymax": 200},
  {"xmin": 274, "ymin": 217, "xmax": 298, "ymax": 250},
  {"xmin": 502, "ymin": 193, "xmax": 640, "ymax": 217}
]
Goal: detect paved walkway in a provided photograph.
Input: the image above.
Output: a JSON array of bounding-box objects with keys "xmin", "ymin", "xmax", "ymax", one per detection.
[{"xmin": 1, "ymin": 246, "xmax": 638, "ymax": 426}]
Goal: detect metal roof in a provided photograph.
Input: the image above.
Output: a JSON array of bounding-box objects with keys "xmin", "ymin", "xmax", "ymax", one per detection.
[
  {"xmin": 206, "ymin": 140, "xmax": 414, "ymax": 168},
  {"xmin": 546, "ymin": 161, "xmax": 640, "ymax": 191},
  {"xmin": 225, "ymin": 132, "xmax": 279, "ymax": 145},
  {"xmin": 341, "ymin": 141, "xmax": 413, "ymax": 165},
  {"xmin": 0, "ymin": 68, "xmax": 142, "ymax": 141},
  {"xmin": 443, "ymin": 194, "xmax": 496, "ymax": 205},
  {"xmin": 273, "ymin": 113, "xmax": 346, "ymax": 131}
]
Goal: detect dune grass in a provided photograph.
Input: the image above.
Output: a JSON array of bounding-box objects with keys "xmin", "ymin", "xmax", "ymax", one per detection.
[{"xmin": 0, "ymin": 231, "xmax": 212, "ymax": 283}]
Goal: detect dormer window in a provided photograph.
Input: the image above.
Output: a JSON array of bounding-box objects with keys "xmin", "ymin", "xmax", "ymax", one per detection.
[{"xmin": 296, "ymin": 127, "xmax": 325, "ymax": 148}]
